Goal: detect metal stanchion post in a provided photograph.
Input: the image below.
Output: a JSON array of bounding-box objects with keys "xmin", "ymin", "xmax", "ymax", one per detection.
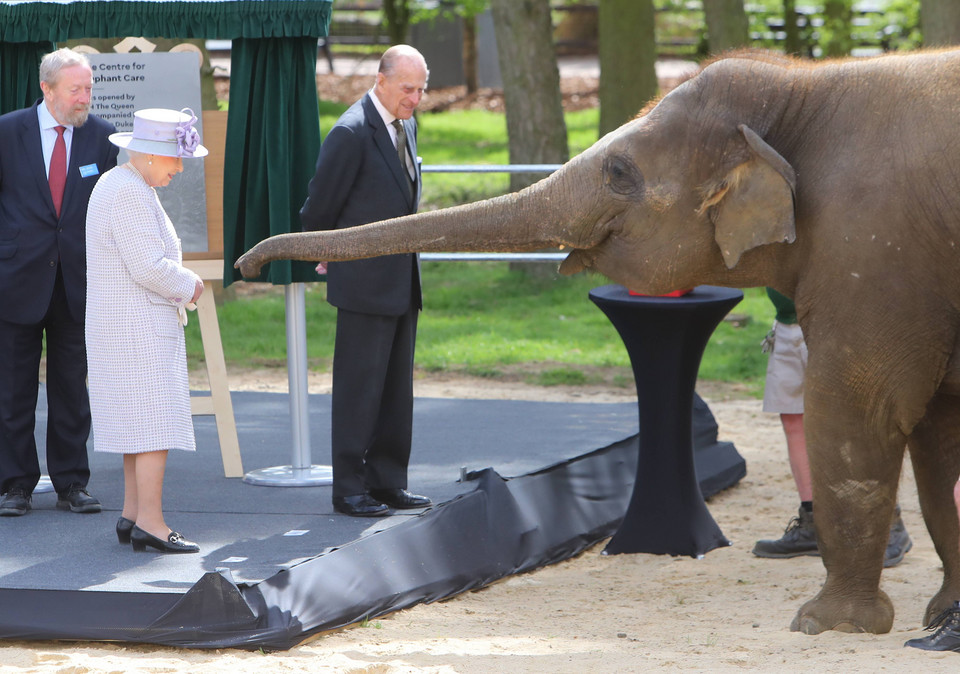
[{"xmin": 243, "ymin": 282, "xmax": 332, "ymax": 486}]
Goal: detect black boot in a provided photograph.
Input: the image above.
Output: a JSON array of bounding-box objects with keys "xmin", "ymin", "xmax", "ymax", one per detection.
[
  {"xmin": 904, "ymin": 602, "xmax": 960, "ymax": 652},
  {"xmin": 883, "ymin": 505, "xmax": 912, "ymax": 568},
  {"xmin": 752, "ymin": 506, "xmax": 818, "ymax": 558}
]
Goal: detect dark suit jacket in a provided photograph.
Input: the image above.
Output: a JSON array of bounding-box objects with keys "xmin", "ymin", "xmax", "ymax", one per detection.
[
  {"xmin": 300, "ymin": 93, "xmax": 422, "ymax": 316},
  {"xmin": 0, "ymin": 101, "xmax": 118, "ymax": 324}
]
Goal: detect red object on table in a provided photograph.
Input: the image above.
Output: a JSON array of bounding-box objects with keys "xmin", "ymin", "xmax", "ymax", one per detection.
[{"xmin": 628, "ymin": 289, "xmax": 693, "ymax": 297}]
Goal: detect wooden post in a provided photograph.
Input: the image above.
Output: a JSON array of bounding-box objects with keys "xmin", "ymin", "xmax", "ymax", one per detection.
[{"xmin": 185, "ymin": 259, "xmax": 243, "ymax": 478}]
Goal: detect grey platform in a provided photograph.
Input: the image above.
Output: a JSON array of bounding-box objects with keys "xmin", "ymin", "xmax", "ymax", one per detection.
[{"xmin": 0, "ymin": 388, "xmax": 639, "ymax": 594}]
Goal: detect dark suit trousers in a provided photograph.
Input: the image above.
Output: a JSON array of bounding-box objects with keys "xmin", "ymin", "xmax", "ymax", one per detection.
[
  {"xmin": 0, "ymin": 268, "xmax": 90, "ymax": 495},
  {"xmin": 330, "ymin": 303, "xmax": 418, "ymax": 498}
]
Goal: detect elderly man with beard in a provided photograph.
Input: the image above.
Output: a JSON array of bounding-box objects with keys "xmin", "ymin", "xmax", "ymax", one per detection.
[{"xmin": 0, "ymin": 48, "xmax": 118, "ymax": 516}]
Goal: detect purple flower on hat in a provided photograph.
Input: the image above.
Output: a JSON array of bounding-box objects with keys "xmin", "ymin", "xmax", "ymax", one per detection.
[{"xmin": 175, "ymin": 108, "xmax": 200, "ymax": 157}]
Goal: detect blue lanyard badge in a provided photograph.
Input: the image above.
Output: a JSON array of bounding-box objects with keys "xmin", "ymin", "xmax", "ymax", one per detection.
[{"xmin": 79, "ymin": 164, "xmax": 99, "ymax": 178}]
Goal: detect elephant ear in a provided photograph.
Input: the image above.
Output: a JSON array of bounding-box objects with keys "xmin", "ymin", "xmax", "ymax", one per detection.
[{"xmin": 701, "ymin": 124, "xmax": 797, "ymax": 269}]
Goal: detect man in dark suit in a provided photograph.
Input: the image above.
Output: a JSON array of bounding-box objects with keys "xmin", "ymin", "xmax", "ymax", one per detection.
[
  {"xmin": 300, "ymin": 45, "xmax": 431, "ymax": 517},
  {"xmin": 0, "ymin": 48, "xmax": 118, "ymax": 516}
]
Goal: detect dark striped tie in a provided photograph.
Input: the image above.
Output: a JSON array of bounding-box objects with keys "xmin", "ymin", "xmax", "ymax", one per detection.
[{"xmin": 392, "ymin": 119, "xmax": 414, "ymax": 195}]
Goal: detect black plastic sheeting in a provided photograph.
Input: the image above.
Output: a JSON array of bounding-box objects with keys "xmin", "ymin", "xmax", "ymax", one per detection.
[{"xmin": 0, "ymin": 398, "xmax": 744, "ymax": 650}]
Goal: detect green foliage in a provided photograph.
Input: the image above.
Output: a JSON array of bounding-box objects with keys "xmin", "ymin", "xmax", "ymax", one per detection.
[
  {"xmin": 648, "ymin": 0, "xmax": 923, "ymax": 59},
  {"xmin": 697, "ymin": 287, "xmax": 774, "ymax": 387},
  {"xmin": 418, "ymin": 109, "xmax": 511, "ymax": 208},
  {"xmin": 317, "ymin": 99, "xmax": 347, "ymax": 125},
  {"xmin": 566, "ymin": 108, "xmax": 601, "ymax": 156},
  {"xmin": 881, "ymin": 0, "xmax": 922, "ymax": 50},
  {"xmin": 533, "ymin": 368, "xmax": 589, "ymax": 387},
  {"xmin": 416, "ymin": 263, "xmax": 622, "ymax": 371},
  {"xmin": 358, "ymin": 615, "xmax": 382, "ymax": 629},
  {"xmin": 381, "ymin": 0, "xmax": 413, "ymax": 43},
  {"xmin": 417, "ymin": 107, "xmax": 600, "ymax": 208}
]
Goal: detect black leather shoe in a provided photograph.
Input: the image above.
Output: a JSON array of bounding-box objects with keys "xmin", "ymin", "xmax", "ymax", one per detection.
[
  {"xmin": 333, "ymin": 494, "xmax": 390, "ymax": 517},
  {"xmin": 368, "ymin": 488, "xmax": 432, "ymax": 509},
  {"xmin": 116, "ymin": 517, "xmax": 135, "ymax": 544},
  {"xmin": 56, "ymin": 484, "xmax": 101, "ymax": 513},
  {"xmin": 130, "ymin": 526, "xmax": 200, "ymax": 554},
  {"xmin": 0, "ymin": 487, "xmax": 31, "ymax": 517}
]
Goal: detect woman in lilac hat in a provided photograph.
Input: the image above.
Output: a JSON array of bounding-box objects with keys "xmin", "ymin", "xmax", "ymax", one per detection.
[{"xmin": 85, "ymin": 108, "xmax": 207, "ymax": 553}]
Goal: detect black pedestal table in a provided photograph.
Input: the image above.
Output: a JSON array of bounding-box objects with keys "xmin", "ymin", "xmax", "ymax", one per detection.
[{"xmin": 589, "ymin": 284, "xmax": 744, "ymax": 557}]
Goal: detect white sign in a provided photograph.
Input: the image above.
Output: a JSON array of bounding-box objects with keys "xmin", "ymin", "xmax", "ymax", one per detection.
[{"xmin": 89, "ymin": 52, "xmax": 208, "ymax": 253}]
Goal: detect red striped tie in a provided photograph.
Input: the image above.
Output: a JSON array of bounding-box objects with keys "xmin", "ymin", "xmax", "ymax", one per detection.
[{"xmin": 49, "ymin": 125, "xmax": 66, "ymax": 217}]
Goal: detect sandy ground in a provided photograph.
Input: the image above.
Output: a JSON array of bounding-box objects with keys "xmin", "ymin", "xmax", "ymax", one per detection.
[{"xmin": 2, "ymin": 371, "xmax": 958, "ymax": 673}]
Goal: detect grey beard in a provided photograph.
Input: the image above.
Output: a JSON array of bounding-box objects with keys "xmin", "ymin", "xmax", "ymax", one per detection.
[{"xmin": 67, "ymin": 107, "xmax": 90, "ymax": 127}]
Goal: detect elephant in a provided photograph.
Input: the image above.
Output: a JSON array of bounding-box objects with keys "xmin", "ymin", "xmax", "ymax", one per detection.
[{"xmin": 237, "ymin": 48, "xmax": 960, "ymax": 636}]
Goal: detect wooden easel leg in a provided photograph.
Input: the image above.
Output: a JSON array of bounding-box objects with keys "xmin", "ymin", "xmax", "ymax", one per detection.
[{"xmin": 193, "ymin": 289, "xmax": 244, "ymax": 478}]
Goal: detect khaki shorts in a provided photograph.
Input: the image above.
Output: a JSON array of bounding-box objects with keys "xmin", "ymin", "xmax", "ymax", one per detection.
[{"xmin": 762, "ymin": 321, "xmax": 807, "ymax": 414}]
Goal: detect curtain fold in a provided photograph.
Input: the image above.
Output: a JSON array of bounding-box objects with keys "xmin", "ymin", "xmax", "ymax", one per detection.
[
  {"xmin": 0, "ymin": 1, "xmax": 332, "ymax": 42},
  {"xmin": 0, "ymin": 41, "xmax": 51, "ymax": 115},
  {"xmin": 222, "ymin": 36, "xmax": 322, "ymax": 286}
]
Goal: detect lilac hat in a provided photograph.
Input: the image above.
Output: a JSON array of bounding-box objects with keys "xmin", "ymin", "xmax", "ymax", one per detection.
[{"xmin": 108, "ymin": 107, "xmax": 208, "ymax": 158}]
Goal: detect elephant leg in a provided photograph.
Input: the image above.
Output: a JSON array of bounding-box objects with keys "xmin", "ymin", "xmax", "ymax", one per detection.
[
  {"xmin": 789, "ymin": 388, "xmax": 902, "ymax": 635},
  {"xmin": 907, "ymin": 393, "xmax": 960, "ymax": 626}
]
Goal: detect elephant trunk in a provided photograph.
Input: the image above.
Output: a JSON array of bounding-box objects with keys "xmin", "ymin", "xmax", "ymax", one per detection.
[{"xmin": 236, "ymin": 164, "xmax": 603, "ymax": 279}]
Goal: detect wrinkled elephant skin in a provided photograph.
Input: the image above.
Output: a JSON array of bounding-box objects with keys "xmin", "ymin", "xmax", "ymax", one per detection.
[{"xmin": 237, "ymin": 49, "xmax": 960, "ymax": 636}]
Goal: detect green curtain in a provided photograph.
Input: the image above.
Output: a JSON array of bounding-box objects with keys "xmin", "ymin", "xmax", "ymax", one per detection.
[
  {"xmin": 0, "ymin": 41, "xmax": 51, "ymax": 115},
  {"xmin": 0, "ymin": 1, "xmax": 332, "ymax": 42},
  {"xmin": 222, "ymin": 36, "xmax": 322, "ymax": 286}
]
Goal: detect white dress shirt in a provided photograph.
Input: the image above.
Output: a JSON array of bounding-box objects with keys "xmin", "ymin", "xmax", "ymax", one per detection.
[
  {"xmin": 370, "ymin": 88, "xmax": 414, "ymax": 181},
  {"xmin": 37, "ymin": 102, "xmax": 74, "ymax": 179}
]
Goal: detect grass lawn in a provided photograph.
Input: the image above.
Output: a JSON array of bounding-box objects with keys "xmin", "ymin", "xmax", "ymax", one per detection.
[{"xmin": 193, "ymin": 263, "xmax": 775, "ymax": 397}]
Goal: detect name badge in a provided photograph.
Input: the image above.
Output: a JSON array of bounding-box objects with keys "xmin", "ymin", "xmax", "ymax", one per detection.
[{"xmin": 79, "ymin": 164, "xmax": 99, "ymax": 178}]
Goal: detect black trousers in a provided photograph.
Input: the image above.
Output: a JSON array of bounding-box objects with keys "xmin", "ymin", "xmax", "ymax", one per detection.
[
  {"xmin": 330, "ymin": 303, "xmax": 418, "ymax": 498},
  {"xmin": 0, "ymin": 268, "xmax": 90, "ymax": 495}
]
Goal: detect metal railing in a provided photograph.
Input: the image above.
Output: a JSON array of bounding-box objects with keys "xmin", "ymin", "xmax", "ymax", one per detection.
[{"xmin": 419, "ymin": 163, "xmax": 566, "ymax": 262}]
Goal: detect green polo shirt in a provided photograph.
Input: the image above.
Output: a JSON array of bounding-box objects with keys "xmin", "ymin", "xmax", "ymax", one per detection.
[{"xmin": 766, "ymin": 288, "xmax": 797, "ymax": 325}]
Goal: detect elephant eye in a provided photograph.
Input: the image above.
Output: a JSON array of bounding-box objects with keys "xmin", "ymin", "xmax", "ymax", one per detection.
[{"xmin": 603, "ymin": 156, "xmax": 643, "ymax": 197}]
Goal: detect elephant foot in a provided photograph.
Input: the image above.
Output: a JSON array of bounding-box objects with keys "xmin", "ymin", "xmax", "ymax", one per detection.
[
  {"xmin": 790, "ymin": 591, "xmax": 894, "ymax": 634},
  {"xmin": 925, "ymin": 591, "xmax": 960, "ymax": 626}
]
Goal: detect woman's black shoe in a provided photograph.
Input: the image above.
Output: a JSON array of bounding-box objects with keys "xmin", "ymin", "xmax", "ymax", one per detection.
[
  {"xmin": 116, "ymin": 516, "xmax": 135, "ymax": 544},
  {"xmin": 130, "ymin": 525, "xmax": 200, "ymax": 554}
]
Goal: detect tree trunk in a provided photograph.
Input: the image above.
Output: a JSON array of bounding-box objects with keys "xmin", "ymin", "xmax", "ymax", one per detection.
[
  {"xmin": 822, "ymin": 0, "xmax": 853, "ymax": 57},
  {"xmin": 462, "ymin": 15, "xmax": 478, "ymax": 94},
  {"xmin": 782, "ymin": 0, "xmax": 803, "ymax": 56},
  {"xmin": 598, "ymin": 0, "xmax": 657, "ymax": 137},
  {"xmin": 382, "ymin": 0, "xmax": 412, "ymax": 45},
  {"xmin": 702, "ymin": 0, "xmax": 750, "ymax": 55},
  {"xmin": 489, "ymin": 0, "xmax": 568, "ymax": 193},
  {"xmin": 921, "ymin": 0, "xmax": 960, "ymax": 46}
]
